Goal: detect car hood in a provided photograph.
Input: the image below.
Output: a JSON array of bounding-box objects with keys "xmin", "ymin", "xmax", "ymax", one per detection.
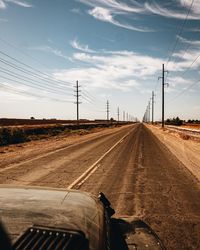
[{"xmin": 0, "ymin": 185, "xmax": 104, "ymax": 250}]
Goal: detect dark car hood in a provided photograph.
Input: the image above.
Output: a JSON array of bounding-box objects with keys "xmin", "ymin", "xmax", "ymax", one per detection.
[{"xmin": 0, "ymin": 185, "xmax": 105, "ymax": 250}]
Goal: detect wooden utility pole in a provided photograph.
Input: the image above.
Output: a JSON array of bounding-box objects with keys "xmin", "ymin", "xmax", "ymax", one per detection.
[
  {"xmin": 106, "ymin": 100, "xmax": 109, "ymax": 122},
  {"xmin": 75, "ymin": 80, "xmax": 81, "ymax": 125},
  {"xmin": 148, "ymin": 100, "xmax": 151, "ymax": 123},
  {"xmin": 162, "ymin": 64, "xmax": 165, "ymax": 128},
  {"xmin": 117, "ymin": 107, "xmax": 119, "ymax": 122},
  {"xmin": 152, "ymin": 91, "xmax": 154, "ymax": 124},
  {"xmin": 158, "ymin": 64, "xmax": 168, "ymax": 127}
]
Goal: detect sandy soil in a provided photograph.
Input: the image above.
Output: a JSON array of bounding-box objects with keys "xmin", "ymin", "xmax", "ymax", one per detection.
[
  {"xmin": 0, "ymin": 124, "xmax": 199, "ymax": 249},
  {"xmin": 148, "ymin": 125, "xmax": 200, "ymax": 182},
  {"xmin": 0, "ymin": 125, "xmax": 130, "ymax": 169},
  {"xmin": 78, "ymin": 124, "xmax": 200, "ymax": 250}
]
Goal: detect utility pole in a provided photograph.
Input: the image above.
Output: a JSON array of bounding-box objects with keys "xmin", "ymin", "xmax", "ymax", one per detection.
[
  {"xmin": 152, "ymin": 91, "xmax": 154, "ymax": 124},
  {"xmin": 146, "ymin": 106, "xmax": 148, "ymax": 123},
  {"xmin": 123, "ymin": 111, "xmax": 125, "ymax": 122},
  {"xmin": 117, "ymin": 107, "xmax": 120, "ymax": 123},
  {"xmin": 159, "ymin": 64, "xmax": 168, "ymax": 128},
  {"xmin": 162, "ymin": 64, "xmax": 165, "ymax": 128},
  {"xmin": 126, "ymin": 112, "xmax": 128, "ymax": 122},
  {"xmin": 148, "ymin": 101, "xmax": 151, "ymax": 123},
  {"xmin": 106, "ymin": 100, "xmax": 109, "ymax": 122},
  {"xmin": 75, "ymin": 80, "xmax": 81, "ymax": 125}
]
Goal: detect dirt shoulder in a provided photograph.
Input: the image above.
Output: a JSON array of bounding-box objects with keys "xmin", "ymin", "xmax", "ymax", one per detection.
[{"xmin": 147, "ymin": 124, "xmax": 200, "ymax": 182}]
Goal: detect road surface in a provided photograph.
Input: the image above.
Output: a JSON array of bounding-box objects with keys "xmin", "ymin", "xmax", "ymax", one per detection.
[{"xmin": 0, "ymin": 124, "xmax": 199, "ymax": 249}]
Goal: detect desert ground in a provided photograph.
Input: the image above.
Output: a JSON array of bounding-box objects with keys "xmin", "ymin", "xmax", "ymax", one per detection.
[{"xmin": 0, "ymin": 123, "xmax": 199, "ymax": 249}]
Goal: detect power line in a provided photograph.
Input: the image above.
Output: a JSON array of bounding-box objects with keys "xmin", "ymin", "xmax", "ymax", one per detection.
[
  {"xmin": 0, "ymin": 67, "xmax": 73, "ymax": 97},
  {"xmin": 0, "ymin": 82, "xmax": 74, "ymax": 103},
  {"xmin": 81, "ymin": 86, "xmax": 105, "ymax": 105},
  {"xmin": 81, "ymin": 95, "xmax": 94, "ymax": 105},
  {"xmin": 172, "ymin": 33, "xmax": 199, "ymax": 67},
  {"xmin": 166, "ymin": 54, "xmax": 200, "ymax": 103},
  {"xmin": 154, "ymin": 77, "xmax": 160, "ymax": 92},
  {"xmin": 168, "ymin": 78, "xmax": 200, "ymax": 103},
  {"xmin": 82, "ymin": 102, "xmax": 106, "ymax": 113},
  {"xmin": 81, "ymin": 94, "xmax": 106, "ymax": 114},
  {"xmin": 165, "ymin": 0, "xmax": 195, "ymax": 69},
  {"xmin": 179, "ymin": 53, "xmax": 200, "ymax": 78},
  {"xmin": 0, "ymin": 38, "xmax": 112, "ymax": 120},
  {"xmin": 0, "ymin": 36, "xmax": 51, "ymax": 70},
  {"xmin": 81, "ymin": 91, "xmax": 95, "ymax": 103},
  {"xmin": 0, "ymin": 50, "xmax": 74, "ymax": 87},
  {"xmin": 0, "ymin": 57, "xmax": 73, "ymax": 92}
]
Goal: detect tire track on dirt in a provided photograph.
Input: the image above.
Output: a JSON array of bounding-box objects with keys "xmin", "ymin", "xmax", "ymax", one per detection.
[
  {"xmin": 0, "ymin": 125, "xmax": 137, "ymax": 187},
  {"xmin": 77, "ymin": 124, "xmax": 200, "ymax": 250}
]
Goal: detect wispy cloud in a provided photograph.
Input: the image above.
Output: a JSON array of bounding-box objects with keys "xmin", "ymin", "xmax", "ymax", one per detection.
[
  {"xmin": 77, "ymin": 0, "xmax": 200, "ymax": 33},
  {"xmin": 179, "ymin": 0, "xmax": 200, "ymax": 14},
  {"xmin": 168, "ymin": 76, "xmax": 189, "ymax": 87},
  {"xmin": 6, "ymin": 0, "xmax": 32, "ymax": 7},
  {"xmin": 65, "ymin": 35, "xmax": 200, "ymax": 95},
  {"xmin": 0, "ymin": 0, "xmax": 32, "ymax": 9},
  {"xmin": 70, "ymin": 39, "xmax": 96, "ymax": 53},
  {"xmin": 29, "ymin": 46, "xmax": 69, "ymax": 60},
  {"xmin": 0, "ymin": 0, "xmax": 6, "ymax": 9},
  {"xmin": 144, "ymin": 1, "xmax": 199, "ymax": 20},
  {"xmin": 78, "ymin": 0, "xmax": 144, "ymax": 14},
  {"xmin": 167, "ymin": 35, "xmax": 200, "ymax": 72},
  {"xmin": 54, "ymin": 48, "xmax": 163, "ymax": 92},
  {"xmin": 77, "ymin": 0, "xmax": 153, "ymax": 32},
  {"xmin": 70, "ymin": 8, "xmax": 81, "ymax": 14},
  {"xmin": 0, "ymin": 81, "xmax": 35, "ymax": 102},
  {"xmin": 70, "ymin": 37, "xmax": 200, "ymax": 76},
  {"xmin": 88, "ymin": 7, "xmax": 152, "ymax": 32},
  {"xmin": 177, "ymin": 35, "xmax": 200, "ymax": 47}
]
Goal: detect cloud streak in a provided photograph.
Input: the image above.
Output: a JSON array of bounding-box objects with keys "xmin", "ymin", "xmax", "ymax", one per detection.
[
  {"xmin": 78, "ymin": 0, "xmax": 144, "ymax": 14},
  {"xmin": 29, "ymin": 46, "xmax": 69, "ymax": 60},
  {"xmin": 70, "ymin": 39, "xmax": 96, "ymax": 53},
  {"xmin": 54, "ymin": 46, "xmax": 163, "ymax": 92},
  {"xmin": 88, "ymin": 7, "xmax": 152, "ymax": 32},
  {"xmin": 0, "ymin": 0, "xmax": 6, "ymax": 9},
  {"xmin": 177, "ymin": 35, "xmax": 200, "ymax": 47},
  {"xmin": 144, "ymin": 1, "xmax": 199, "ymax": 20},
  {"xmin": 0, "ymin": 0, "xmax": 32, "ymax": 9},
  {"xmin": 70, "ymin": 8, "xmax": 82, "ymax": 14},
  {"xmin": 66, "ymin": 36, "xmax": 200, "ymax": 95},
  {"xmin": 77, "ymin": 0, "xmax": 200, "ymax": 32}
]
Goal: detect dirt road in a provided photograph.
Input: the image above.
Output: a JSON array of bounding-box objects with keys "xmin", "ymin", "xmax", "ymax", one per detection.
[{"xmin": 0, "ymin": 124, "xmax": 199, "ymax": 249}]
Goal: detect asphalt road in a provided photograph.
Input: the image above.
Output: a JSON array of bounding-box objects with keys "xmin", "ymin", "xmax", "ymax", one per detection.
[{"xmin": 0, "ymin": 124, "xmax": 199, "ymax": 249}]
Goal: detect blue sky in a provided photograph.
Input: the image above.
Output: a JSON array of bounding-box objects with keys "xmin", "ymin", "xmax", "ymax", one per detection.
[{"xmin": 0, "ymin": 0, "xmax": 200, "ymax": 121}]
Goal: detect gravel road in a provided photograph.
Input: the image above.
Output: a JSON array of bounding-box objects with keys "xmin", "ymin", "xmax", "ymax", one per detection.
[{"xmin": 0, "ymin": 123, "xmax": 199, "ymax": 249}]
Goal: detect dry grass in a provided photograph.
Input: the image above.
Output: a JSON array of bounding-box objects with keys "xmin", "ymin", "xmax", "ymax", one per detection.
[
  {"xmin": 179, "ymin": 132, "xmax": 191, "ymax": 140},
  {"xmin": 182, "ymin": 124, "xmax": 200, "ymax": 130}
]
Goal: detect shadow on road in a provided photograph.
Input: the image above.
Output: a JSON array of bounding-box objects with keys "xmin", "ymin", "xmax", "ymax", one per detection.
[{"xmin": 110, "ymin": 218, "xmax": 166, "ymax": 250}]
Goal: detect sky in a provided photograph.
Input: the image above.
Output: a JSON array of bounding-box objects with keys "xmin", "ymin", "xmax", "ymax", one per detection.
[{"xmin": 0, "ymin": 0, "xmax": 200, "ymax": 121}]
